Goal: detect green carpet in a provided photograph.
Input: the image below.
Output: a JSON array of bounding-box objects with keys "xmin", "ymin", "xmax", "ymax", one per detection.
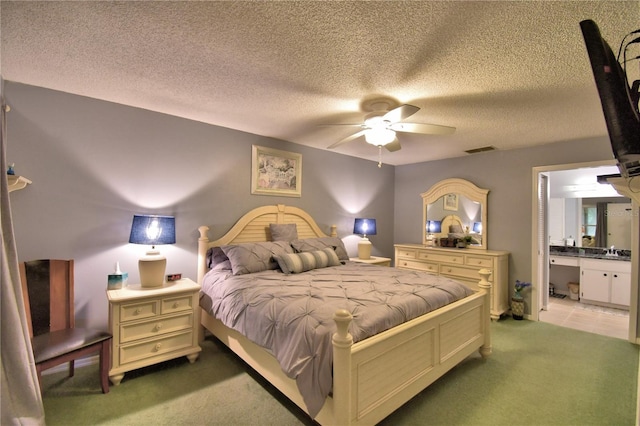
[{"xmin": 41, "ymin": 319, "xmax": 638, "ymax": 425}]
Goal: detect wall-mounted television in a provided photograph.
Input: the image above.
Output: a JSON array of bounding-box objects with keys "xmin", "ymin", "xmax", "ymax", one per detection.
[{"xmin": 580, "ymin": 19, "xmax": 640, "ymax": 178}]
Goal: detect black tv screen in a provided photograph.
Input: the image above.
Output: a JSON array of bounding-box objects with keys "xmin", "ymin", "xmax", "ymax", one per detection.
[{"xmin": 580, "ymin": 19, "xmax": 640, "ymax": 178}]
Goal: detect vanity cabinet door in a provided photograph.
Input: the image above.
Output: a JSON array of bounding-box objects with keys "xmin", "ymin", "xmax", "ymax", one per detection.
[
  {"xmin": 581, "ymin": 269, "xmax": 610, "ymax": 303},
  {"xmin": 611, "ymin": 272, "xmax": 631, "ymax": 306}
]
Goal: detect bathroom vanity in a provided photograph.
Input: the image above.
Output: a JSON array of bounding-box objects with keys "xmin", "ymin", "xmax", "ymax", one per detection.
[{"xmin": 549, "ymin": 246, "xmax": 631, "ymax": 309}]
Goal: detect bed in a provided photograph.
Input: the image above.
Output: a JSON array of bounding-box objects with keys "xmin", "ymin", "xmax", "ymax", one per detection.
[{"xmin": 197, "ymin": 204, "xmax": 492, "ymax": 425}]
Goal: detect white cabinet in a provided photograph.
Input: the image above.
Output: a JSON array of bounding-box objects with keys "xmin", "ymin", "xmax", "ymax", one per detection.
[
  {"xmin": 580, "ymin": 259, "xmax": 631, "ymax": 308},
  {"xmin": 395, "ymin": 244, "xmax": 509, "ymax": 320},
  {"xmin": 107, "ymin": 278, "xmax": 202, "ymax": 385}
]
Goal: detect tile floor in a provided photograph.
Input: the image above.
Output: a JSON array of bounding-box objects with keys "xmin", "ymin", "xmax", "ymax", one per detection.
[{"xmin": 539, "ymin": 295, "xmax": 629, "ymax": 340}]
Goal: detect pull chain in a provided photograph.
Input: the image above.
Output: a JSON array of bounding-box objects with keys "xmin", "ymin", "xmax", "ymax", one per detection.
[{"xmin": 378, "ymin": 146, "xmax": 382, "ymax": 168}]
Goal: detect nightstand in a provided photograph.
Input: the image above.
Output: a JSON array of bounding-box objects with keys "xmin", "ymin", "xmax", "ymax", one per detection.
[
  {"xmin": 106, "ymin": 278, "xmax": 202, "ymax": 385},
  {"xmin": 349, "ymin": 256, "xmax": 392, "ymax": 267}
]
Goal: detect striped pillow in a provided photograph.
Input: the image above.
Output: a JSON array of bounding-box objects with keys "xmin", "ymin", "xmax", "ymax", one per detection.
[{"xmin": 275, "ymin": 248, "xmax": 341, "ymax": 274}]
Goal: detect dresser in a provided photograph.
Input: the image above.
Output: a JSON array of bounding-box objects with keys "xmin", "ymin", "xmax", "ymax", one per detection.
[
  {"xmin": 107, "ymin": 278, "xmax": 202, "ymax": 385},
  {"xmin": 395, "ymin": 244, "xmax": 509, "ymax": 320}
]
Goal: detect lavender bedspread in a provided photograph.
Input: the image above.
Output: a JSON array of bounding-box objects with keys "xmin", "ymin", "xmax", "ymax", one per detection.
[{"xmin": 200, "ymin": 262, "xmax": 474, "ymax": 417}]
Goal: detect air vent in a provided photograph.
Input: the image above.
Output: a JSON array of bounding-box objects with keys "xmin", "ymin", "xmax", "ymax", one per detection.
[{"xmin": 465, "ymin": 146, "xmax": 496, "ymax": 154}]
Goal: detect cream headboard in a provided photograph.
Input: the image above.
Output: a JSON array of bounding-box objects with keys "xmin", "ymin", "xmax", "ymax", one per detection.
[
  {"xmin": 440, "ymin": 214, "xmax": 465, "ymax": 235},
  {"xmin": 197, "ymin": 204, "xmax": 337, "ymax": 284}
]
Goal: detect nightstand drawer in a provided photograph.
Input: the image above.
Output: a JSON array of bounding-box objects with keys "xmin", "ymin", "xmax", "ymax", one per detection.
[
  {"xmin": 417, "ymin": 251, "xmax": 462, "ymax": 264},
  {"xmin": 465, "ymin": 254, "xmax": 493, "ymax": 268},
  {"xmin": 119, "ymin": 330, "xmax": 194, "ymax": 365},
  {"xmin": 397, "ymin": 259, "xmax": 438, "ymax": 273},
  {"xmin": 161, "ymin": 295, "xmax": 193, "ymax": 314},
  {"xmin": 120, "ymin": 300, "xmax": 158, "ymax": 322},
  {"xmin": 120, "ymin": 312, "xmax": 193, "ymax": 343}
]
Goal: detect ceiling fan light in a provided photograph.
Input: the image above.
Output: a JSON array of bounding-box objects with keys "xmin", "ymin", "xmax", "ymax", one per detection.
[{"xmin": 365, "ymin": 128, "xmax": 396, "ymax": 146}]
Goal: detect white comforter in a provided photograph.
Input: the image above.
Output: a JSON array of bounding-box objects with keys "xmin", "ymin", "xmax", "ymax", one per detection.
[{"xmin": 200, "ymin": 261, "xmax": 474, "ymax": 417}]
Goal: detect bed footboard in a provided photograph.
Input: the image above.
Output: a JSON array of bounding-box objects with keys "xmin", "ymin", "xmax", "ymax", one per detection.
[{"xmin": 328, "ymin": 269, "xmax": 492, "ymax": 425}]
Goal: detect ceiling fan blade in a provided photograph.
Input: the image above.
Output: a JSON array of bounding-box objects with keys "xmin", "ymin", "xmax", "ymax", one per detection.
[
  {"xmin": 319, "ymin": 123, "xmax": 365, "ymax": 128},
  {"xmin": 384, "ymin": 138, "xmax": 402, "ymax": 152},
  {"xmin": 327, "ymin": 129, "xmax": 367, "ymax": 149},
  {"xmin": 389, "ymin": 122, "xmax": 456, "ymax": 135},
  {"xmin": 383, "ymin": 104, "xmax": 420, "ymax": 123}
]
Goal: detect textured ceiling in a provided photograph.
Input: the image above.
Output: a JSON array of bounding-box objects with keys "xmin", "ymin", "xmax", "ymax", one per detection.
[{"xmin": 1, "ymin": 1, "xmax": 638, "ymax": 166}]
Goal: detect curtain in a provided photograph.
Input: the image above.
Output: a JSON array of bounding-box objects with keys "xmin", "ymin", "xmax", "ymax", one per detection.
[
  {"xmin": 1, "ymin": 97, "xmax": 45, "ymax": 424},
  {"xmin": 595, "ymin": 202, "xmax": 607, "ymax": 248}
]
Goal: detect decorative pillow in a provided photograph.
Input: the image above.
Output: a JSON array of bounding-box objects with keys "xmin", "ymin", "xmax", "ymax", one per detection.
[
  {"xmin": 221, "ymin": 241, "xmax": 294, "ymax": 276},
  {"xmin": 269, "ymin": 223, "xmax": 298, "ymax": 242},
  {"xmin": 275, "ymin": 248, "xmax": 341, "ymax": 274},
  {"xmin": 290, "ymin": 237, "xmax": 349, "ymax": 261},
  {"xmin": 206, "ymin": 247, "xmax": 229, "ymax": 269},
  {"xmin": 449, "ymin": 224, "xmax": 464, "ymax": 233},
  {"xmin": 212, "ymin": 259, "xmax": 232, "ymax": 271}
]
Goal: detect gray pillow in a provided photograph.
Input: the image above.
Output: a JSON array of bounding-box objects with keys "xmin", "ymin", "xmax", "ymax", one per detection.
[
  {"xmin": 290, "ymin": 237, "xmax": 349, "ymax": 261},
  {"xmin": 275, "ymin": 247, "xmax": 341, "ymax": 274},
  {"xmin": 221, "ymin": 241, "xmax": 294, "ymax": 275},
  {"xmin": 269, "ymin": 223, "xmax": 298, "ymax": 242},
  {"xmin": 206, "ymin": 246, "xmax": 229, "ymax": 269},
  {"xmin": 449, "ymin": 224, "xmax": 464, "ymax": 233}
]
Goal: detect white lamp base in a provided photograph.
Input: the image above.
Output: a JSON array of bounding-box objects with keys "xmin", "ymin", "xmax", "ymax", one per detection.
[
  {"xmin": 139, "ymin": 250, "xmax": 166, "ymax": 288},
  {"xmin": 357, "ymin": 237, "xmax": 372, "ymax": 260}
]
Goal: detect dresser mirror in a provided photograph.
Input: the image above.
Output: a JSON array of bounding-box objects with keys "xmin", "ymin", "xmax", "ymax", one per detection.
[{"xmin": 422, "ymin": 178, "xmax": 489, "ymax": 250}]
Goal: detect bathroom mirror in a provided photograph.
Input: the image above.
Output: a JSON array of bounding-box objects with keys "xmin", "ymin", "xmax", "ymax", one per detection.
[{"xmin": 422, "ymin": 178, "xmax": 489, "ymax": 249}]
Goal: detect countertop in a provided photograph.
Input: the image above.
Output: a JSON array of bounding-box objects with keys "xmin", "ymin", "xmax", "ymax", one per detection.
[{"xmin": 550, "ymin": 245, "xmax": 631, "ymax": 262}]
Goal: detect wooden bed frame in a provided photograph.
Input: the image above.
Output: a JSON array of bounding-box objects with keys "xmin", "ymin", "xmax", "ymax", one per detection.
[{"xmin": 197, "ymin": 204, "xmax": 492, "ymax": 425}]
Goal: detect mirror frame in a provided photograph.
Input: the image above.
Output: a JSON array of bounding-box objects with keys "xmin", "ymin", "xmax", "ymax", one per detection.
[{"xmin": 421, "ymin": 178, "xmax": 489, "ymax": 250}]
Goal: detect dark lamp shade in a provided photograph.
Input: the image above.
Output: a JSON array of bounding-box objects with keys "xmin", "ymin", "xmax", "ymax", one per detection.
[
  {"xmin": 426, "ymin": 220, "xmax": 442, "ymax": 233},
  {"xmin": 129, "ymin": 215, "xmax": 176, "ymax": 245},
  {"xmin": 353, "ymin": 218, "xmax": 377, "ymax": 236},
  {"xmin": 473, "ymin": 222, "xmax": 483, "ymax": 233}
]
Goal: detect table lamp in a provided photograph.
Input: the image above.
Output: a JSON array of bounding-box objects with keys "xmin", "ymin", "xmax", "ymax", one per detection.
[
  {"xmin": 426, "ymin": 220, "xmax": 441, "ymax": 246},
  {"xmin": 353, "ymin": 218, "xmax": 376, "ymax": 260},
  {"xmin": 129, "ymin": 214, "xmax": 176, "ymax": 288}
]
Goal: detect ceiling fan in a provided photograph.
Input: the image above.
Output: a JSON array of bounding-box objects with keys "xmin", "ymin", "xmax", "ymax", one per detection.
[{"xmin": 326, "ymin": 98, "xmax": 456, "ymax": 154}]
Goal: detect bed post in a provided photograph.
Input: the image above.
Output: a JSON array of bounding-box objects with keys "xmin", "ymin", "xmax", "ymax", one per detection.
[
  {"xmin": 332, "ymin": 309, "xmax": 353, "ymax": 426},
  {"xmin": 478, "ymin": 268, "xmax": 492, "ymax": 358},
  {"xmin": 329, "ymin": 224, "xmax": 337, "ymax": 238},
  {"xmin": 197, "ymin": 226, "xmax": 210, "ymax": 285}
]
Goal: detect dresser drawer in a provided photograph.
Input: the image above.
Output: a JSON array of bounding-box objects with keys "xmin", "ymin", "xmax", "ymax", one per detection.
[
  {"xmin": 465, "ymin": 254, "xmax": 493, "ymax": 268},
  {"xmin": 417, "ymin": 251, "xmax": 463, "ymax": 264},
  {"xmin": 120, "ymin": 300, "xmax": 158, "ymax": 322},
  {"xmin": 119, "ymin": 330, "xmax": 194, "ymax": 365},
  {"xmin": 440, "ymin": 264, "xmax": 491, "ymax": 282},
  {"xmin": 396, "ymin": 259, "xmax": 438, "ymax": 273},
  {"xmin": 161, "ymin": 294, "xmax": 194, "ymax": 314},
  {"xmin": 396, "ymin": 248, "xmax": 417, "ymax": 259},
  {"xmin": 120, "ymin": 312, "xmax": 194, "ymax": 343}
]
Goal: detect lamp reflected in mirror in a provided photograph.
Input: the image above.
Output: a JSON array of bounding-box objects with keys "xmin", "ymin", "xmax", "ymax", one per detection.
[{"xmin": 426, "ymin": 220, "xmax": 442, "ymax": 247}]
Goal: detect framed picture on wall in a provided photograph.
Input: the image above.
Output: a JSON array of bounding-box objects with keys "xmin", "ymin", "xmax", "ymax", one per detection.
[
  {"xmin": 443, "ymin": 193, "xmax": 458, "ymax": 211},
  {"xmin": 251, "ymin": 145, "xmax": 302, "ymax": 197}
]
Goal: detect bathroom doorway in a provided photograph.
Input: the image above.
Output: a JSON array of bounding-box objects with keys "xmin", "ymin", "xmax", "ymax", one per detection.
[{"xmin": 531, "ymin": 160, "xmax": 636, "ymax": 341}]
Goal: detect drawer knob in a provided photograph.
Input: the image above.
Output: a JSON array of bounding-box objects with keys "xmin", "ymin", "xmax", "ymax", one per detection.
[
  {"xmin": 155, "ymin": 323, "xmax": 163, "ymax": 331},
  {"xmin": 135, "ymin": 308, "xmax": 142, "ymax": 314},
  {"xmin": 154, "ymin": 343, "xmax": 162, "ymax": 351},
  {"xmin": 173, "ymin": 302, "xmax": 180, "ymax": 308}
]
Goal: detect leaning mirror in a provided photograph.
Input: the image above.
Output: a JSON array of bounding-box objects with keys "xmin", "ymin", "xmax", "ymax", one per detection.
[{"xmin": 422, "ymin": 178, "xmax": 489, "ymax": 250}]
